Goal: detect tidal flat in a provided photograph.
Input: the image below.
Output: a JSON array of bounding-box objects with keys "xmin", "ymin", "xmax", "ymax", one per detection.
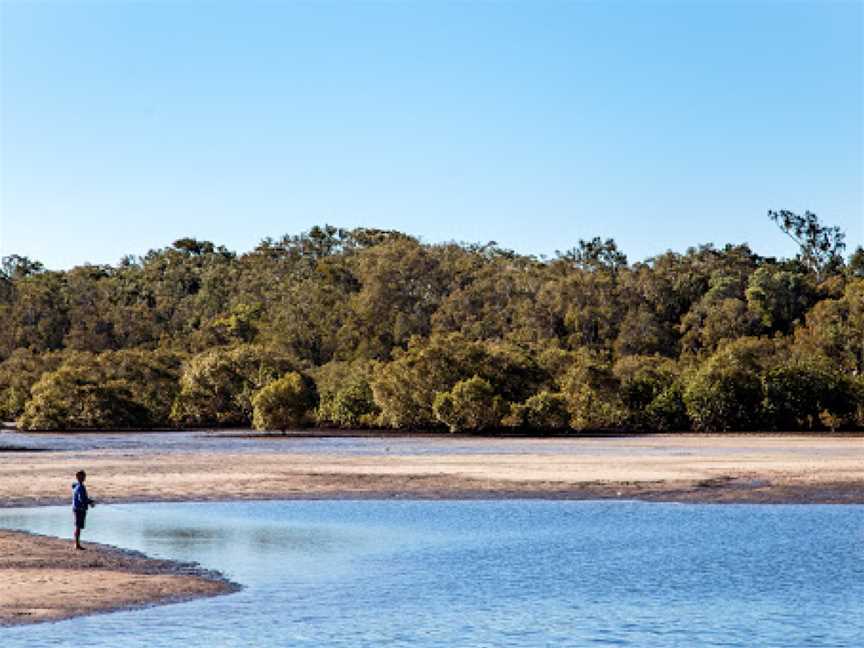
[{"xmin": 1, "ymin": 431, "xmax": 862, "ymax": 507}]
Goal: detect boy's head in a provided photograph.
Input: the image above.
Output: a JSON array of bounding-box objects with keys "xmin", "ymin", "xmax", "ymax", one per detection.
[{"xmin": 76, "ymin": 470, "xmax": 86, "ymax": 482}]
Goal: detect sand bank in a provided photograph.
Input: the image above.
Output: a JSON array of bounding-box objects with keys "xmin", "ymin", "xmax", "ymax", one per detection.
[
  {"xmin": 0, "ymin": 529, "xmax": 237, "ymax": 626},
  {"xmin": 1, "ymin": 433, "xmax": 862, "ymax": 506}
]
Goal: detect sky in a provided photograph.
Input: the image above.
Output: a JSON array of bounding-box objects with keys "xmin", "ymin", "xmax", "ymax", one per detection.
[{"xmin": 1, "ymin": 0, "xmax": 861, "ymax": 270}]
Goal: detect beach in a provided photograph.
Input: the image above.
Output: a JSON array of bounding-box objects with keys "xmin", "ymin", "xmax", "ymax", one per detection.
[
  {"xmin": 1, "ymin": 431, "xmax": 862, "ymax": 626},
  {"xmin": 0, "ymin": 528, "xmax": 236, "ymax": 626}
]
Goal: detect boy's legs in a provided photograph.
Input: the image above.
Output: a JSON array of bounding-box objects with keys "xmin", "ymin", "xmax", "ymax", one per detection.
[{"xmin": 74, "ymin": 511, "xmax": 86, "ymax": 549}]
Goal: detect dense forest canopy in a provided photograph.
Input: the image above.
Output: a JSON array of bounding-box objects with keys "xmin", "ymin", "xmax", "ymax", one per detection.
[{"xmin": 1, "ymin": 211, "xmax": 862, "ymax": 432}]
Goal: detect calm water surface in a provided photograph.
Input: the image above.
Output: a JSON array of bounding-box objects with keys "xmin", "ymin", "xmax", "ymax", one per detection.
[
  {"xmin": 1, "ymin": 500, "xmax": 862, "ymax": 647},
  {"xmin": 1, "ymin": 429, "xmax": 616, "ymax": 456},
  {"xmin": 3, "ymin": 429, "xmax": 846, "ymax": 458}
]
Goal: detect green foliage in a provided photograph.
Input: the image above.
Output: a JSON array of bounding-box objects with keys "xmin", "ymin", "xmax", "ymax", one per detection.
[
  {"xmin": 684, "ymin": 366, "xmax": 763, "ymax": 432},
  {"xmin": 557, "ymin": 237, "xmax": 628, "ymax": 273},
  {"xmin": 792, "ymin": 279, "xmax": 864, "ymax": 374},
  {"xmin": 5, "ymin": 271, "xmax": 70, "ymax": 354},
  {"xmin": 855, "ymin": 377, "xmax": 864, "ymax": 428},
  {"xmin": 762, "ymin": 362, "xmax": 859, "ymax": 431},
  {"xmin": 613, "ymin": 355, "xmax": 688, "ymax": 430},
  {"xmin": 848, "ymin": 246, "xmax": 864, "ymax": 279},
  {"xmin": 328, "ymin": 382, "xmax": 378, "ymax": 428},
  {"xmin": 112, "ymin": 349, "xmax": 185, "ymax": 424},
  {"xmin": 679, "ymin": 274, "xmax": 757, "ymax": 356},
  {"xmin": 432, "ymin": 376, "xmax": 505, "ymax": 433},
  {"xmin": 371, "ymin": 334, "xmax": 489, "ymax": 428},
  {"xmin": 371, "ymin": 334, "xmax": 543, "ymax": 429},
  {"xmin": 262, "ymin": 278, "xmax": 351, "ymax": 365},
  {"xmin": 561, "ymin": 351, "xmax": 625, "ymax": 430},
  {"xmin": 644, "ymin": 384, "xmax": 689, "ymax": 432},
  {"xmin": 203, "ymin": 303, "xmax": 263, "ymax": 345},
  {"xmin": 342, "ymin": 238, "xmax": 446, "ymax": 359},
  {"xmin": 251, "ymin": 372, "xmax": 318, "ymax": 431},
  {"xmin": 745, "ymin": 266, "xmax": 815, "ymax": 333},
  {"xmin": 20, "ymin": 366, "xmax": 144, "ymax": 430},
  {"xmin": 431, "ymin": 255, "xmax": 552, "ymax": 345},
  {"xmin": 768, "ymin": 209, "xmax": 845, "ymax": 278},
  {"xmin": 314, "ymin": 360, "xmax": 379, "ymax": 427},
  {"xmin": 171, "ymin": 345, "xmax": 296, "ymax": 427},
  {"xmin": 682, "ymin": 338, "xmax": 775, "ymax": 431},
  {"xmin": 559, "ymin": 272, "xmax": 621, "ymax": 350},
  {"xmin": 613, "ymin": 305, "xmax": 676, "ymax": 358},
  {"xmin": 505, "ymin": 391, "xmax": 570, "ymax": 431},
  {"xmin": 0, "ymin": 349, "xmax": 63, "ymax": 420},
  {"xmin": 1, "ymin": 255, "xmax": 45, "ymax": 280},
  {"xmin": 2, "ymin": 219, "xmax": 860, "ymax": 432},
  {"xmin": 535, "ymin": 346, "xmax": 578, "ymax": 388},
  {"xmin": 17, "ymin": 350, "xmax": 181, "ymax": 430}
]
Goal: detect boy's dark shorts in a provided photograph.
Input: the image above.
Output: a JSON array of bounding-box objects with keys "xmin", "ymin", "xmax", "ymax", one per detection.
[{"xmin": 74, "ymin": 510, "xmax": 86, "ymax": 529}]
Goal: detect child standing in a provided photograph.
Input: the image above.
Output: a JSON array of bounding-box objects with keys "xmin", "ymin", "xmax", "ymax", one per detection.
[{"xmin": 72, "ymin": 470, "xmax": 95, "ymax": 550}]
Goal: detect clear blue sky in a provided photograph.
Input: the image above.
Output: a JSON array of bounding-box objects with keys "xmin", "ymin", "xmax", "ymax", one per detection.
[{"xmin": 1, "ymin": 1, "xmax": 861, "ymax": 269}]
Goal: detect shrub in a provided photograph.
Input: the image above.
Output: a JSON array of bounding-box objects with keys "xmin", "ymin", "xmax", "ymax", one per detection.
[
  {"xmin": 171, "ymin": 345, "xmax": 296, "ymax": 427},
  {"xmin": 535, "ymin": 346, "xmax": 578, "ymax": 389},
  {"xmin": 327, "ymin": 382, "xmax": 378, "ymax": 428},
  {"xmin": 108, "ymin": 348, "xmax": 184, "ymax": 424},
  {"xmin": 371, "ymin": 335, "xmax": 484, "ymax": 428},
  {"xmin": 613, "ymin": 355, "xmax": 681, "ymax": 430},
  {"xmin": 0, "ymin": 348, "xmax": 63, "ymax": 420},
  {"xmin": 314, "ymin": 360, "xmax": 379, "ymax": 427},
  {"xmin": 683, "ymin": 337, "xmax": 778, "ymax": 432},
  {"xmin": 482, "ymin": 343, "xmax": 547, "ymax": 404},
  {"xmin": 561, "ymin": 351, "xmax": 624, "ymax": 431},
  {"xmin": 252, "ymin": 372, "xmax": 318, "ymax": 431},
  {"xmin": 371, "ymin": 334, "xmax": 541, "ymax": 429},
  {"xmin": 684, "ymin": 366, "xmax": 763, "ymax": 431},
  {"xmin": 644, "ymin": 384, "xmax": 689, "ymax": 431},
  {"xmin": 18, "ymin": 354, "xmax": 148, "ymax": 430},
  {"xmin": 16, "ymin": 349, "xmax": 183, "ymax": 430},
  {"xmin": 505, "ymin": 391, "xmax": 570, "ymax": 431},
  {"xmin": 762, "ymin": 362, "xmax": 859, "ymax": 430},
  {"xmin": 856, "ymin": 377, "xmax": 864, "ymax": 428},
  {"xmin": 432, "ymin": 376, "xmax": 505, "ymax": 433}
]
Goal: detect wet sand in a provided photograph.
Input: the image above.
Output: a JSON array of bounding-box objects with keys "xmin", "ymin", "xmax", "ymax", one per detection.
[
  {"xmin": 0, "ymin": 529, "xmax": 237, "ymax": 626},
  {"xmin": 1, "ymin": 433, "xmax": 862, "ymax": 506},
  {"xmin": 1, "ymin": 432, "xmax": 862, "ymax": 626}
]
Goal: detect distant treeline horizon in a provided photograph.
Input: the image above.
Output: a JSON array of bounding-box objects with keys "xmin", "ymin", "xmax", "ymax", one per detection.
[{"xmin": 1, "ymin": 210, "xmax": 861, "ymax": 433}]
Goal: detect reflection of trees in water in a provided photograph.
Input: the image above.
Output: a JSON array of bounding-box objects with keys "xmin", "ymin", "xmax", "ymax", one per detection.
[
  {"xmin": 249, "ymin": 527, "xmax": 348, "ymax": 555},
  {"xmin": 140, "ymin": 519, "xmax": 362, "ymax": 558}
]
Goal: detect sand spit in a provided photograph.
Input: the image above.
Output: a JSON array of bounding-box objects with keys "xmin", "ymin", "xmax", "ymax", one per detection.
[{"xmin": 0, "ymin": 529, "xmax": 238, "ymax": 626}]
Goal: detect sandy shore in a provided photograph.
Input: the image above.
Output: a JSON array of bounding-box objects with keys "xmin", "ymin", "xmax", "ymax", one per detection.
[
  {"xmin": 1, "ymin": 433, "xmax": 862, "ymax": 506},
  {"xmin": 0, "ymin": 529, "xmax": 237, "ymax": 626}
]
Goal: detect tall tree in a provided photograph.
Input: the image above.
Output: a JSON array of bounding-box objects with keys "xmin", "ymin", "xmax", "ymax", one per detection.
[{"xmin": 768, "ymin": 210, "xmax": 846, "ymax": 279}]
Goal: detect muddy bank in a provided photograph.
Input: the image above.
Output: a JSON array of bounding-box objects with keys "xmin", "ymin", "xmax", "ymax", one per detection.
[{"xmin": 0, "ymin": 529, "xmax": 238, "ymax": 626}]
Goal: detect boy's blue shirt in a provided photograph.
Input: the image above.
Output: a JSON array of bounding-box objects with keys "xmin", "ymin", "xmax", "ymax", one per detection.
[{"xmin": 72, "ymin": 481, "xmax": 90, "ymax": 512}]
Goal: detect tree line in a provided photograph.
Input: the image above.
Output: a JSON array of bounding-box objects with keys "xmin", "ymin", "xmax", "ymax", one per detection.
[{"xmin": 1, "ymin": 210, "xmax": 862, "ymax": 433}]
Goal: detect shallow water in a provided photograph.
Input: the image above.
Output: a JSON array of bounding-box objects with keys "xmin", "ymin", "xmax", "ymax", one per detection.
[
  {"xmin": 1, "ymin": 428, "xmax": 599, "ymax": 455},
  {"xmin": 1, "ymin": 500, "xmax": 862, "ymax": 647},
  {"xmin": 1, "ymin": 428, "xmax": 850, "ymax": 459}
]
